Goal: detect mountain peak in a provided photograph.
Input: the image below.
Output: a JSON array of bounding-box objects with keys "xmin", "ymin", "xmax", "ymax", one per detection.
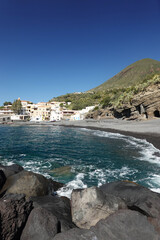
[{"xmin": 92, "ymin": 58, "xmax": 160, "ymax": 91}]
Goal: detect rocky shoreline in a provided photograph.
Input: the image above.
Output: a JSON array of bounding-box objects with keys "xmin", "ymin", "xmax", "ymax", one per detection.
[{"xmin": 0, "ymin": 163, "xmax": 160, "ymax": 239}]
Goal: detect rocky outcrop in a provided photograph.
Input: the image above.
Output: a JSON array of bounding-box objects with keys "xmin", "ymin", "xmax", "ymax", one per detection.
[
  {"xmin": 87, "ymin": 81, "xmax": 160, "ymax": 121},
  {"xmin": 100, "ymin": 181, "xmax": 160, "ymax": 218},
  {"xmin": 0, "ymin": 170, "xmax": 63, "ymax": 198},
  {"xmin": 54, "ymin": 210, "xmax": 160, "ymax": 240},
  {"xmin": 100, "ymin": 181, "xmax": 160, "ymax": 234},
  {"xmin": 111, "ymin": 83, "xmax": 160, "ymax": 120},
  {"xmin": 71, "ymin": 186, "xmax": 126, "ymax": 229},
  {"xmin": 0, "ymin": 164, "xmax": 160, "ymax": 239}
]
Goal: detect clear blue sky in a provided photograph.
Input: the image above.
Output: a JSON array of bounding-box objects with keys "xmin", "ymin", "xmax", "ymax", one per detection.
[{"xmin": 0, "ymin": 0, "xmax": 160, "ymax": 105}]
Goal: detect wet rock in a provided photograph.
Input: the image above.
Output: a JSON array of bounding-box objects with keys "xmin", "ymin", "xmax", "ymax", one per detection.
[
  {"xmin": 53, "ymin": 210, "xmax": 160, "ymax": 240},
  {"xmin": 21, "ymin": 207, "xmax": 58, "ymax": 240},
  {"xmin": 71, "ymin": 186, "xmax": 126, "ymax": 229},
  {"xmin": 0, "ymin": 164, "xmax": 24, "ymax": 178},
  {"xmin": 0, "ymin": 170, "xmax": 6, "ymax": 190},
  {"xmin": 49, "ymin": 166, "xmax": 73, "ymax": 178},
  {"xmin": 0, "ymin": 170, "xmax": 63, "ymax": 198},
  {"xmin": 0, "ymin": 195, "xmax": 32, "ymax": 240},
  {"xmin": 31, "ymin": 195, "xmax": 75, "ymax": 232}
]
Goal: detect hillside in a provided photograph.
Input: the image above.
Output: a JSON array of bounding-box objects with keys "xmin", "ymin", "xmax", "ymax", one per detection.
[
  {"xmin": 87, "ymin": 74, "xmax": 160, "ymax": 120},
  {"xmin": 91, "ymin": 58, "xmax": 160, "ymax": 91},
  {"xmin": 50, "ymin": 58, "xmax": 160, "ymax": 114}
]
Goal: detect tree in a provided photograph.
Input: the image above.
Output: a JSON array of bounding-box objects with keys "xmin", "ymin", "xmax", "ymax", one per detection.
[
  {"xmin": 3, "ymin": 101, "xmax": 12, "ymax": 106},
  {"xmin": 11, "ymin": 99, "xmax": 22, "ymax": 115}
]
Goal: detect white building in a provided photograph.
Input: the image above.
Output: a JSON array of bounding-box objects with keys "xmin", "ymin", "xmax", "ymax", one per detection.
[
  {"xmin": 50, "ymin": 101, "xmax": 65, "ymax": 121},
  {"xmin": 70, "ymin": 106, "xmax": 95, "ymax": 121}
]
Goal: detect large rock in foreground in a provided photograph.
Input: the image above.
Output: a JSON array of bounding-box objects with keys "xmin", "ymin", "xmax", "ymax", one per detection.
[
  {"xmin": 0, "ymin": 170, "xmax": 63, "ymax": 198},
  {"xmin": 0, "ymin": 195, "xmax": 32, "ymax": 240},
  {"xmin": 100, "ymin": 181, "xmax": 160, "ymax": 218},
  {"xmin": 53, "ymin": 210, "xmax": 160, "ymax": 240},
  {"xmin": 100, "ymin": 181, "xmax": 160, "ymax": 234},
  {"xmin": 21, "ymin": 207, "xmax": 59, "ymax": 240},
  {"xmin": 71, "ymin": 186, "xmax": 126, "ymax": 229},
  {"xmin": 31, "ymin": 195, "xmax": 75, "ymax": 232}
]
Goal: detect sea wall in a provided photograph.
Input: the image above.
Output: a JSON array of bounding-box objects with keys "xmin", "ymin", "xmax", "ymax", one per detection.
[{"xmin": 0, "ymin": 164, "xmax": 160, "ymax": 239}]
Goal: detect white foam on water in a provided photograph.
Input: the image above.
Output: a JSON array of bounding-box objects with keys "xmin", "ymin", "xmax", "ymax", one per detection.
[
  {"xmin": 105, "ymin": 166, "xmax": 138, "ymax": 180},
  {"xmin": 19, "ymin": 154, "xmax": 26, "ymax": 157},
  {"xmin": 92, "ymin": 130, "xmax": 160, "ymax": 165},
  {"xmin": 91, "ymin": 129, "xmax": 160, "ymax": 192},
  {"xmin": 89, "ymin": 169, "xmax": 106, "ymax": 187},
  {"xmin": 0, "ymin": 160, "xmax": 15, "ymax": 166},
  {"xmin": 149, "ymin": 174, "xmax": 160, "ymax": 193},
  {"xmin": 150, "ymin": 188, "xmax": 160, "ymax": 193},
  {"xmin": 57, "ymin": 173, "xmax": 87, "ymax": 198}
]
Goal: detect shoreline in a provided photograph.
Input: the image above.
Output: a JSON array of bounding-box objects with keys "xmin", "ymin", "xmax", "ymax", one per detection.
[
  {"xmin": 1, "ymin": 118, "xmax": 160, "ymax": 150},
  {"xmin": 64, "ymin": 125, "xmax": 160, "ymax": 151},
  {"xmin": 53, "ymin": 119, "xmax": 160, "ymax": 151}
]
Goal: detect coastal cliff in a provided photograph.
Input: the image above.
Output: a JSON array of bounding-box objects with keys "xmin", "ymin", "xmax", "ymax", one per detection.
[
  {"xmin": 87, "ymin": 75, "xmax": 160, "ymax": 121},
  {"xmin": 0, "ymin": 164, "xmax": 160, "ymax": 239}
]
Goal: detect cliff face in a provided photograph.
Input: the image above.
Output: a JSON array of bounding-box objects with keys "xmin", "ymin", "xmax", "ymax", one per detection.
[
  {"xmin": 131, "ymin": 84, "xmax": 160, "ymax": 119},
  {"xmin": 112, "ymin": 82, "xmax": 160, "ymax": 120},
  {"xmin": 87, "ymin": 81, "xmax": 160, "ymax": 121}
]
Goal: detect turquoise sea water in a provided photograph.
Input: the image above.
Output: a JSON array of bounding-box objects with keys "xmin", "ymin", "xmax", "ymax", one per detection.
[{"xmin": 0, "ymin": 125, "xmax": 160, "ymax": 197}]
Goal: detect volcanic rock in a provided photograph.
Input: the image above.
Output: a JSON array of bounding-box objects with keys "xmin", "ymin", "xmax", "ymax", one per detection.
[
  {"xmin": 0, "ymin": 170, "xmax": 63, "ymax": 198},
  {"xmin": 53, "ymin": 210, "xmax": 160, "ymax": 240},
  {"xmin": 0, "ymin": 164, "xmax": 24, "ymax": 178},
  {"xmin": 21, "ymin": 207, "xmax": 58, "ymax": 240},
  {"xmin": 111, "ymin": 82, "xmax": 160, "ymax": 120},
  {"xmin": 0, "ymin": 195, "xmax": 32, "ymax": 240},
  {"xmin": 31, "ymin": 195, "xmax": 75, "ymax": 232},
  {"xmin": 100, "ymin": 181, "xmax": 160, "ymax": 233},
  {"xmin": 100, "ymin": 181, "xmax": 160, "ymax": 218},
  {"xmin": 71, "ymin": 186, "xmax": 126, "ymax": 229},
  {"xmin": 53, "ymin": 228, "xmax": 97, "ymax": 240}
]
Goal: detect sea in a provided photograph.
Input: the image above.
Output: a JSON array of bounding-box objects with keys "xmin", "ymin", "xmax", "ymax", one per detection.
[{"xmin": 0, "ymin": 125, "xmax": 160, "ymax": 198}]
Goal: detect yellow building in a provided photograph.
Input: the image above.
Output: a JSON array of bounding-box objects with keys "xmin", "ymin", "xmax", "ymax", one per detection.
[{"xmin": 30, "ymin": 102, "xmax": 51, "ymax": 121}]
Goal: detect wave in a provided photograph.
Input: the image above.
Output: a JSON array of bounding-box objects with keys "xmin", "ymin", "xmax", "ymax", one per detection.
[
  {"xmin": 92, "ymin": 130, "xmax": 160, "ymax": 165},
  {"xmin": 57, "ymin": 173, "xmax": 87, "ymax": 198},
  {"xmin": 1, "ymin": 127, "xmax": 160, "ymax": 198}
]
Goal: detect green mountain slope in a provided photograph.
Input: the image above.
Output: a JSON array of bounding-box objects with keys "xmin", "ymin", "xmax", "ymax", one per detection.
[{"xmin": 92, "ymin": 58, "xmax": 160, "ymax": 91}]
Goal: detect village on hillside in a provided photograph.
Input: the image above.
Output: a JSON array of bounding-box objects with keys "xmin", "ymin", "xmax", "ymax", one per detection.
[{"xmin": 0, "ymin": 98, "xmax": 95, "ymax": 124}]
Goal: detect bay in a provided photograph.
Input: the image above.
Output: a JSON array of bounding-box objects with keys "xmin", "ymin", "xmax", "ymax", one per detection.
[{"xmin": 0, "ymin": 125, "xmax": 160, "ymax": 197}]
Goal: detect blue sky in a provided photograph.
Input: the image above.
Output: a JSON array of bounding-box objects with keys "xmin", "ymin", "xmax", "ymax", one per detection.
[{"xmin": 0, "ymin": 0, "xmax": 160, "ymax": 105}]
